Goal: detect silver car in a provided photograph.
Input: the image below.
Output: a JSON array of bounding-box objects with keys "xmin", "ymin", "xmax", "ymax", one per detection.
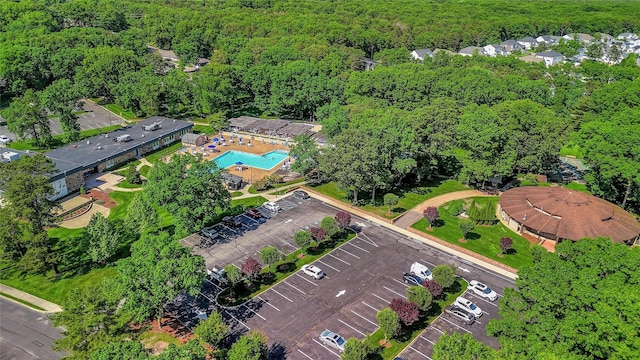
[
  {"xmin": 319, "ymin": 329, "xmax": 346, "ymax": 352},
  {"xmin": 444, "ymin": 306, "xmax": 475, "ymax": 325}
]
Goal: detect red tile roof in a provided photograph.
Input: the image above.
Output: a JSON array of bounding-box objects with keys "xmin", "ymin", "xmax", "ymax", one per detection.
[{"xmin": 499, "ymin": 187, "xmax": 640, "ymax": 243}]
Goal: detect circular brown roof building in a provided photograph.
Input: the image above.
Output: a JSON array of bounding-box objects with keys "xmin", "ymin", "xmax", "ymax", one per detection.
[{"xmin": 498, "ymin": 187, "xmax": 640, "ymax": 244}]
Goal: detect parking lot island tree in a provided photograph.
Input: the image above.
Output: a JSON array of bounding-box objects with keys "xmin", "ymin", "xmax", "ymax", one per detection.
[
  {"xmin": 407, "ymin": 285, "xmax": 433, "ymax": 312},
  {"xmin": 389, "ymin": 298, "xmax": 420, "ymax": 327},
  {"xmin": 320, "ymin": 216, "xmax": 341, "ymax": 239},
  {"xmin": 2, "ymin": 89, "xmax": 52, "ymax": 147},
  {"xmin": 193, "ymin": 311, "xmax": 228, "ymax": 349},
  {"xmin": 117, "ymin": 232, "xmax": 205, "ymax": 329},
  {"xmin": 310, "ymin": 226, "xmax": 327, "ymax": 243},
  {"xmin": 259, "ymin": 245, "xmax": 284, "ymax": 271},
  {"xmin": 86, "ymin": 213, "xmax": 121, "ymax": 264},
  {"xmin": 241, "ymin": 257, "xmax": 263, "ymax": 283},
  {"xmin": 224, "ymin": 264, "xmax": 243, "ymax": 294},
  {"xmin": 293, "ymin": 230, "xmax": 314, "ymax": 252},
  {"xmin": 335, "ymin": 211, "xmax": 352, "ymax": 231},
  {"xmin": 423, "ymin": 279, "xmax": 443, "ymax": 299},
  {"xmin": 376, "ymin": 307, "xmax": 400, "ymax": 344},
  {"xmin": 227, "ymin": 330, "xmax": 268, "ymax": 360},
  {"xmin": 341, "ymin": 338, "xmax": 370, "ymax": 360},
  {"xmin": 432, "ymin": 264, "xmax": 457, "ymax": 289}
]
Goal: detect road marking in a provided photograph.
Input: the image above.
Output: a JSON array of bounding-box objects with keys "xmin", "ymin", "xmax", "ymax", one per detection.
[
  {"xmin": 383, "ymin": 285, "xmax": 406, "ymax": 299},
  {"xmin": 336, "ymin": 290, "xmax": 346, "ymax": 297},
  {"xmin": 350, "ymin": 310, "xmax": 378, "ymax": 327},
  {"xmin": 312, "ymin": 339, "xmax": 341, "ymax": 358},
  {"xmin": 339, "ymin": 319, "xmax": 367, "ymax": 336},
  {"xmin": 420, "ymin": 335, "xmax": 436, "ymax": 345},
  {"xmin": 420, "ymin": 258, "xmax": 438, "ymax": 268},
  {"xmin": 205, "ymin": 279, "xmax": 223, "ymax": 291},
  {"xmin": 357, "ymin": 232, "xmax": 379, "ymax": 247},
  {"xmin": 257, "ymin": 296, "xmax": 280, "ymax": 311},
  {"xmin": 242, "ymin": 304, "xmax": 266, "ymax": 320},
  {"xmin": 199, "ymin": 291, "xmax": 214, "ymax": 302},
  {"xmin": 270, "ymin": 288, "xmax": 293, "ymax": 302},
  {"xmin": 409, "ymin": 346, "xmax": 432, "ymax": 359},
  {"xmin": 429, "ymin": 326, "xmax": 444, "ymax": 334},
  {"xmin": 467, "ymin": 293, "xmax": 498, "ymax": 307},
  {"xmin": 283, "ymin": 280, "xmax": 305, "ymax": 294},
  {"xmin": 372, "ymin": 293, "xmax": 390, "ymax": 303},
  {"xmin": 361, "ymin": 301, "xmax": 380, "ymax": 312},
  {"xmin": 328, "ymin": 254, "xmax": 351, "ymax": 265},
  {"xmin": 440, "ymin": 317, "xmax": 472, "ymax": 333},
  {"xmin": 392, "ymin": 278, "xmax": 410, "ymax": 287},
  {"xmin": 295, "ymin": 273, "xmax": 318, "ymax": 286},
  {"xmin": 182, "ymin": 238, "xmax": 194, "ymax": 246},
  {"xmin": 297, "ymin": 349, "xmax": 314, "ymax": 360},
  {"xmin": 346, "ymin": 242, "xmax": 370, "ymax": 253},
  {"xmin": 224, "ymin": 310, "xmax": 250, "ymax": 330},
  {"xmin": 338, "ymin": 247, "xmax": 360, "ymax": 259},
  {"xmin": 317, "ymin": 260, "xmax": 340, "ymax": 272}
]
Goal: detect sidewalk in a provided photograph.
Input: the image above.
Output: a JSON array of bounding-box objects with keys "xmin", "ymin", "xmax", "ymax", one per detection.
[
  {"xmin": 301, "ymin": 186, "xmax": 518, "ymax": 280},
  {"xmin": 0, "ymin": 284, "xmax": 63, "ymax": 313}
]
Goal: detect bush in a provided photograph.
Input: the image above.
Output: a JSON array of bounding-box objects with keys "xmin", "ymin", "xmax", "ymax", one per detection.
[
  {"xmin": 320, "ymin": 216, "xmax": 341, "ymax": 239},
  {"xmin": 500, "ymin": 237, "xmax": 513, "ymax": 254},
  {"xmin": 423, "ymin": 206, "xmax": 439, "ymax": 227},
  {"xmin": 407, "ymin": 286, "xmax": 432, "ymax": 312},
  {"xmin": 423, "ymin": 279, "xmax": 443, "ymax": 298},
  {"xmin": 448, "ymin": 200, "xmax": 464, "ymax": 216},
  {"xmin": 389, "ymin": 298, "xmax": 420, "ymax": 327},
  {"xmin": 294, "ymin": 230, "xmax": 313, "ymax": 250},
  {"xmin": 335, "ymin": 211, "xmax": 351, "ymax": 229},
  {"xmin": 432, "ymin": 264, "xmax": 457, "ymax": 289}
]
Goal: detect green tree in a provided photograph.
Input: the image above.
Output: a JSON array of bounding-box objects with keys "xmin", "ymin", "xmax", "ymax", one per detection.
[
  {"xmin": 74, "ymin": 46, "xmax": 141, "ymax": 101},
  {"xmin": 117, "ymin": 232, "xmax": 205, "ymax": 328},
  {"xmin": 294, "ymin": 230, "xmax": 314, "ymax": 251},
  {"xmin": 432, "ymin": 264, "xmax": 457, "ymax": 289},
  {"xmin": 459, "ymin": 220, "xmax": 475, "ymax": 240},
  {"xmin": 433, "ymin": 332, "xmax": 497, "ymax": 360},
  {"xmin": 407, "ymin": 285, "xmax": 433, "ymax": 312},
  {"xmin": 193, "ymin": 311, "xmax": 228, "ymax": 349},
  {"xmin": 206, "ymin": 111, "xmax": 227, "ymax": 133},
  {"xmin": 2, "ymin": 89, "xmax": 52, "ymax": 147},
  {"xmin": 224, "ymin": 264, "xmax": 243, "ymax": 289},
  {"xmin": 227, "ymin": 330, "xmax": 267, "ymax": 360},
  {"xmin": 156, "ymin": 340, "xmax": 206, "ymax": 360},
  {"xmin": 89, "ymin": 341, "xmax": 148, "ymax": 360},
  {"xmin": 320, "ymin": 216, "xmax": 341, "ymax": 239},
  {"xmin": 259, "ymin": 245, "xmax": 284, "ymax": 270},
  {"xmin": 289, "ymin": 134, "xmax": 321, "ymax": 182},
  {"xmin": 86, "ymin": 213, "xmax": 120, "ymax": 264},
  {"xmin": 125, "ymin": 162, "xmax": 141, "ymax": 184},
  {"xmin": 383, "ymin": 193, "xmax": 399, "ymax": 214},
  {"xmin": 41, "ymin": 79, "xmax": 81, "ymax": 142},
  {"xmin": 376, "ymin": 308, "xmax": 400, "ymax": 343},
  {"xmin": 124, "ymin": 193, "xmax": 158, "ymax": 234},
  {"xmin": 341, "ymin": 338, "xmax": 370, "ymax": 360}
]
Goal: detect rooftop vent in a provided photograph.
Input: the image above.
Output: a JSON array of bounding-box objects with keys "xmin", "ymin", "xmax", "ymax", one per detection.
[
  {"xmin": 143, "ymin": 122, "xmax": 161, "ymax": 131},
  {"xmin": 116, "ymin": 134, "xmax": 132, "ymax": 142}
]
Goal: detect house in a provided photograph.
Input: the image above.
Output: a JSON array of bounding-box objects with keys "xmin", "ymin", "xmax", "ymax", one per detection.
[
  {"xmin": 196, "ymin": 58, "xmax": 210, "ymax": 69},
  {"xmin": 501, "ymin": 39, "xmax": 525, "ymax": 52},
  {"xmin": 617, "ymin": 32, "xmax": 639, "ymax": 41},
  {"xmin": 221, "ymin": 173, "xmax": 244, "ymax": 191},
  {"xmin": 536, "ymin": 35, "xmax": 561, "ymax": 46},
  {"xmin": 517, "ymin": 37, "xmax": 538, "ymax": 49},
  {"xmin": 563, "ymin": 33, "xmax": 595, "ymax": 44},
  {"xmin": 483, "ymin": 44, "xmax": 508, "ymax": 57},
  {"xmin": 597, "ymin": 33, "xmax": 615, "ymax": 43},
  {"xmin": 459, "ymin": 46, "xmax": 485, "ymax": 57},
  {"xmin": 519, "ymin": 54, "xmax": 544, "ymax": 64},
  {"xmin": 410, "ymin": 49, "xmax": 434, "ymax": 61},
  {"xmin": 536, "ymin": 51, "xmax": 564, "ymax": 67},
  {"xmin": 181, "ymin": 133, "xmax": 207, "ymax": 147}
]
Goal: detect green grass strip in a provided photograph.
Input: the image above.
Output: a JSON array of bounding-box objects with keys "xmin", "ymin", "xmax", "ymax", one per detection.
[{"xmin": 0, "ymin": 291, "xmax": 48, "ymax": 311}]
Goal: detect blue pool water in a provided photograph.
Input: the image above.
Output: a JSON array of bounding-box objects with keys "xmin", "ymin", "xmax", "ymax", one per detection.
[{"xmin": 213, "ymin": 150, "xmax": 289, "ymax": 170}]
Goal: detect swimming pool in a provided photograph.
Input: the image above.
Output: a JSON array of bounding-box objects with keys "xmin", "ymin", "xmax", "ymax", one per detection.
[{"xmin": 213, "ymin": 150, "xmax": 289, "ymax": 170}]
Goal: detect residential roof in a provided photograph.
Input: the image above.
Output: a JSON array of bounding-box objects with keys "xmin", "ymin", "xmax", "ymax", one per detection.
[
  {"xmin": 181, "ymin": 132, "xmax": 206, "ymax": 145},
  {"xmin": 459, "ymin": 46, "xmax": 485, "ymax": 55},
  {"xmin": 277, "ymin": 123, "xmax": 315, "ymax": 138},
  {"xmin": 499, "ymin": 187, "xmax": 640, "ymax": 243},
  {"xmin": 537, "ymin": 51, "xmax": 564, "ymax": 58},
  {"xmin": 221, "ymin": 172, "xmax": 243, "ymax": 184},
  {"xmin": 501, "ymin": 40, "xmax": 520, "ymax": 46},
  {"xmin": 45, "ymin": 117, "xmax": 192, "ymax": 180},
  {"xmin": 518, "ymin": 37, "xmax": 537, "ymax": 43},
  {"xmin": 412, "ymin": 49, "xmax": 433, "ymax": 59}
]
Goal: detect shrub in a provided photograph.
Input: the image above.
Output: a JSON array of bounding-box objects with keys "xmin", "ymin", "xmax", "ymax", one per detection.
[
  {"xmin": 423, "ymin": 206, "xmax": 439, "ymax": 227},
  {"xmin": 407, "ymin": 286, "xmax": 432, "ymax": 312},
  {"xmin": 320, "ymin": 216, "xmax": 341, "ymax": 239},
  {"xmin": 241, "ymin": 257, "xmax": 262, "ymax": 282},
  {"xmin": 423, "ymin": 279, "xmax": 443, "ymax": 298},
  {"xmin": 500, "ymin": 237, "xmax": 513, "ymax": 254},
  {"xmin": 310, "ymin": 227, "xmax": 327, "ymax": 242},
  {"xmin": 294, "ymin": 230, "xmax": 313, "ymax": 250},
  {"xmin": 448, "ymin": 200, "xmax": 464, "ymax": 216},
  {"xmin": 335, "ymin": 211, "xmax": 351, "ymax": 229},
  {"xmin": 432, "ymin": 264, "xmax": 457, "ymax": 289},
  {"xmin": 389, "ymin": 298, "xmax": 420, "ymax": 327}
]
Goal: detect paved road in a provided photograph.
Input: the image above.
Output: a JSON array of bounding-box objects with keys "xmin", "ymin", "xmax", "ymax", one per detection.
[{"xmin": 0, "ymin": 298, "xmax": 65, "ymax": 360}]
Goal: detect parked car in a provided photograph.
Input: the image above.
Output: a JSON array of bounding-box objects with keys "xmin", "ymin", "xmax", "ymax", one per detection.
[
  {"xmin": 207, "ymin": 266, "xmax": 228, "ymax": 285},
  {"xmin": 263, "ymin": 201, "xmax": 280, "ymax": 213},
  {"xmin": 245, "ymin": 208, "xmax": 263, "ymax": 219},
  {"xmin": 319, "ymin": 330, "xmax": 346, "ymax": 352},
  {"xmin": 301, "ymin": 264, "xmax": 325, "ymax": 279},
  {"xmin": 403, "ymin": 272, "xmax": 423, "ymax": 286},
  {"xmin": 410, "ymin": 262, "xmax": 433, "ymax": 280},
  {"xmin": 222, "ymin": 216, "xmax": 242, "ymax": 228},
  {"xmin": 0, "ymin": 135, "xmax": 11, "ymax": 144},
  {"xmin": 468, "ymin": 280, "xmax": 498, "ymax": 301},
  {"xmin": 201, "ymin": 227, "xmax": 219, "ymax": 240},
  {"xmin": 454, "ymin": 296, "xmax": 483, "ymax": 317},
  {"xmin": 444, "ymin": 306, "xmax": 475, "ymax": 325},
  {"xmin": 293, "ymin": 190, "xmax": 310, "ymax": 200}
]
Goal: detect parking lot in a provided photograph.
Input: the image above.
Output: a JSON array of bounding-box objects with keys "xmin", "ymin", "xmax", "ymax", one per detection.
[{"xmin": 178, "ymin": 197, "xmax": 515, "ymax": 359}]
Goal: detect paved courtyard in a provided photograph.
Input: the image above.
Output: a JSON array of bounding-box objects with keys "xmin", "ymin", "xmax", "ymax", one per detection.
[{"xmin": 177, "ymin": 197, "xmax": 514, "ymax": 360}]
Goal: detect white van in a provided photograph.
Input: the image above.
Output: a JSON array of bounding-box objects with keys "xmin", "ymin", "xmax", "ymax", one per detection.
[
  {"xmin": 263, "ymin": 201, "xmax": 280, "ymax": 213},
  {"xmin": 410, "ymin": 262, "xmax": 433, "ymax": 280}
]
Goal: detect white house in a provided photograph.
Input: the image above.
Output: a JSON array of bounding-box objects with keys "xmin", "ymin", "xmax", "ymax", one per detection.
[
  {"xmin": 536, "ymin": 51, "xmax": 564, "ymax": 67},
  {"xmin": 517, "ymin": 37, "xmax": 538, "ymax": 50},
  {"xmin": 597, "ymin": 33, "xmax": 615, "ymax": 43},
  {"xmin": 617, "ymin": 33, "xmax": 639, "ymax": 41},
  {"xmin": 459, "ymin": 46, "xmax": 485, "ymax": 57},
  {"xmin": 410, "ymin": 49, "xmax": 434, "ymax": 61},
  {"xmin": 483, "ymin": 44, "xmax": 508, "ymax": 57},
  {"xmin": 536, "ymin": 35, "xmax": 561, "ymax": 46},
  {"xmin": 501, "ymin": 39, "xmax": 525, "ymax": 52},
  {"xmin": 563, "ymin": 33, "xmax": 595, "ymax": 44}
]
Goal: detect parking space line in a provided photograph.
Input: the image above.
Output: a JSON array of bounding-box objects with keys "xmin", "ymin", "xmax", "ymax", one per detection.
[
  {"xmin": 199, "ymin": 291, "xmax": 214, "ymax": 302},
  {"xmin": 338, "ymin": 319, "xmax": 366, "ymax": 337},
  {"xmin": 205, "ymin": 279, "xmax": 223, "ymax": 291},
  {"xmin": 383, "ymin": 285, "xmax": 406, "ymax": 299},
  {"xmin": 311, "ymin": 339, "xmax": 341, "ymax": 358},
  {"xmin": 297, "ymin": 349, "xmax": 314, "ymax": 360},
  {"xmin": 242, "ymin": 304, "xmax": 266, "ymax": 321},
  {"xmin": 337, "ymin": 247, "xmax": 360, "ymax": 259},
  {"xmin": 283, "ymin": 280, "xmax": 305, "ymax": 294},
  {"xmin": 419, "ymin": 335, "xmax": 436, "ymax": 345},
  {"xmin": 317, "ymin": 260, "xmax": 340, "ymax": 272},
  {"xmin": 361, "ymin": 301, "xmax": 379, "ymax": 312},
  {"xmin": 372, "ymin": 293, "xmax": 390, "ymax": 303},
  {"xmin": 270, "ymin": 288, "xmax": 293, "ymax": 302},
  {"xmin": 295, "ymin": 273, "xmax": 318, "ymax": 286},
  {"xmin": 430, "ymin": 325, "xmax": 444, "ymax": 334},
  {"xmin": 409, "ymin": 346, "xmax": 432, "ymax": 359},
  {"xmin": 350, "ymin": 310, "xmax": 378, "ymax": 328},
  {"xmin": 224, "ymin": 310, "xmax": 251, "ymax": 330},
  {"xmin": 420, "ymin": 258, "xmax": 438, "ymax": 268},
  {"xmin": 346, "ymin": 242, "xmax": 370, "ymax": 253},
  {"xmin": 257, "ymin": 296, "xmax": 280, "ymax": 311},
  {"xmin": 356, "ymin": 232, "xmax": 379, "ymax": 247},
  {"xmin": 392, "ymin": 278, "xmax": 410, "ymax": 287},
  {"xmin": 439, "ymin": 317, "xmax": 472, "ymax": 333},
  {"xmin": 467, "ymin": 293, "xmax": 498, "ymax": 307},
  {"xmin": 328, "ymin": 254, "xmax": 351, "ymax": 265}
]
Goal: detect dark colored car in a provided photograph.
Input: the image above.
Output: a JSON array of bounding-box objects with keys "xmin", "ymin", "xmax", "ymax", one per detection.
[
  {"xmin": 403, "ymin": 273, "xmax": 423, "ymax": 286},
  {"xmin": 293, "ymin": 190, "xmax": 310, "ymax": 200},
  {"xmin": 222, "ymin": 216, "xmax": 242, "ymax": 228},
  {"xmin": 244, "ymin": 208, "xmax": 263, "ymax": 219}
]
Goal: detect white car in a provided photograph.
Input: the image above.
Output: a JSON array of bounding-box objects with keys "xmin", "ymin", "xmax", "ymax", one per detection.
[
  {"xmin": 455, "ymin": 296, "xmax": 483, "ymax": 317},
  {"xmin": 0, "ymin": 135, "xmax": 11, "ymax": 144},
  {"xmin": 301, "ymin": 264, "xmax": 325, "ymax": 279},
  {"xmin": 319, "ymin": 329, "xmax": 346, "ymax": 352},
  {"xmin": 468, "ymin": 280, "xmax": 498, "ymax": 301}
]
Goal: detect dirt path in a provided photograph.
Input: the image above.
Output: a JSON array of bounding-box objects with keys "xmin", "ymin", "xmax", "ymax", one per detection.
[{"xmin": 393, "ymin": 190, "xmax": 487, "ymax": 229}]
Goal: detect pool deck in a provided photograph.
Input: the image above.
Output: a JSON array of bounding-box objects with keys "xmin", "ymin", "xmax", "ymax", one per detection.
[{"xmin": 197, "ymin": 132, "xmax": 291, "ymax": 184}]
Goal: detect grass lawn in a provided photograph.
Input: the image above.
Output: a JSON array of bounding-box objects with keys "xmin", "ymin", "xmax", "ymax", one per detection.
[
  {"xmin": 230, "ymin": 191, "xmax": 243, "ymax": 197},
  {"xmin": 0, "ymin": 292, "xmax": 46, "ymax": 311},
  {"xmin": 116, "ymin": 181, "xmax": 143, "ymax": 189},
  {"xmin": 412, "ymin": 197, "xmax": 533, "ymax": 269},
  {"xmin": 312, "ymin": 179, "xmax": 469, "ymax": 219},
  {"xmin": 139, "ymin": 331, "xmax": 183, "ymax": 348},
  {"xmin": 108, "ymin": 191, "xmax": 136, "ymax": 221},
  {"xmin": 7, "ymin": 125, "xmax": 122, "ymax": 151},
  {"xmin": 101, "ymin": 103, "xmax": 138, "ymax": 121},
  {"xmin": 146, "ymin": 143, "xmax": 182, "ymax": 165},
  {"xmin": 563, "ymin": 182, "xmax": 590, "ymax": 193},
  {"xmin": 139, "ymin": 165, "xmax": 151, "ymax": 177},
  {"xmin": 248, "ymin": 178, "xmax": 306, "ymax": 194},
  {"xmin": 366, "ymin": 279, "xmax": 467, "ymax": 359},
  {"xmin": 519, "ymin": 180, "xmax": 551, "ymax": 187},
  {"xmin": 231, "ymin": 196, "xmax": 268, "ymax": 208},
  {"xmin": 193, "ymin": 124, "xmax": 216, "ymax": 135},
  {"xmin": 559, "ymin": 142, "xmax": 584, "ymax": 158}
]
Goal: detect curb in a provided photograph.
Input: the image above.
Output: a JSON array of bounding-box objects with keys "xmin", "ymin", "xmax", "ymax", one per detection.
[{"xmin": 0, "ymin": 284, "xmax": 63, "ymax": 313}]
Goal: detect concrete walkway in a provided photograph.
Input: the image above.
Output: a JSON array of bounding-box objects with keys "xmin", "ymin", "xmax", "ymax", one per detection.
[
  {"xmin": 393, "ymin": 190, "xmax": 486, "ymax": 229},
  {"xmin": 0, "ymin": 284, "xmax": 63, "ymax": 313}
]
